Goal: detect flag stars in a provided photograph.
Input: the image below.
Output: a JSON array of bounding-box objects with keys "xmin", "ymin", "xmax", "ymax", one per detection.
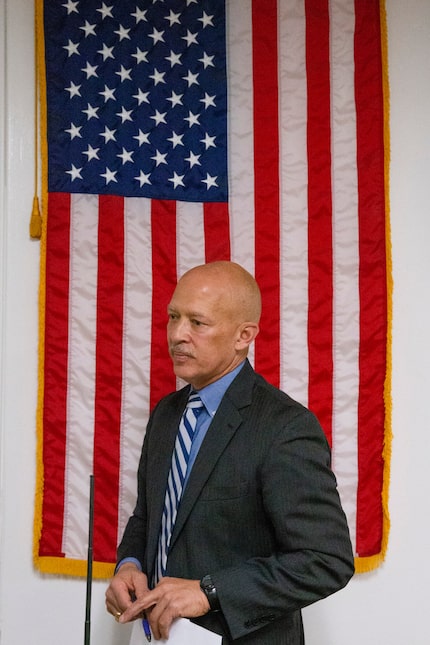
[
  {"xmin": 65, "ymin": 123, "xmax": 82, "ymax": 139},
  {"xmin": 199, "ymin": 52, "xmax": 215, "ymax": 69},
  {"xmin": 165, "ymin": 10, "xmax": 181, "ymax": 26},
  {"xmin": 100, "ymin": 167, "xmax": 117, "ymax": 184},
  {"xmin": 149, "ymin": 68, "xmax": 166, "ymax": 85},
  {"xmin": 117, "ymin": 148, "xmax": 134, "ymax": 164},
  {"xmin": 199, "ymin": 12, "xmax": 215, "ymax": 28},
  {"xmin": 81, "ymin": 62, "xmax": 98, "ymax": 79},
  {"xmin": 97, "ymin": 3, "xmax": 114, "ymax": 20},
  {"xmin": 132, "ymin": 48, "xmax": 149, "ymax": 64},
  {"xmin": 116, "ymin": 106, "xmax": 134, "ymax": 123},
  {"xmin": 65, "ymin": 81, "xmax": 81, "ymax": 98},
  {"xmin": 184, "ymin": 111, "xmax": 200, "ymax": 127},
  {"xmin": 100, "ymin": 126, "xmax": 117, "ymax": 143},
  {"xmin": 149, "ymin": 27, "xmax": 165, "ymax": 45},
  {"xmin": 98, "ymin": 44, "xmax": 114, "ymax": 61},
  {"xmin": 183, "ymin": 70, "xmax": 199, "ymax": 87},
  {"xmin": 168, "ymin": 172, "xmax": 185, "ymax": 188},
  {"xmin": 200, "ymin": 92, "xmax": 216, "ymax": 109},
  {"xmin": 114, "ymin": 25, "xmax": 131, "ymax": 41},
  {"xmin": 131, "ymin": 7, "xmax": 148, "ymax": 23},
  {"xmin": 54, "ymin": 0, "xmax": 226, "ymax": 199},
  {"xmin": 82, "ymin": 103, "xmax": 99, "ymax": 120},
  {"xmin": 151, "ymin": 150, "xmax": 168, "ymax": 166},
  {"xmin": 167, "ymin": 91, "xmax": 183, "ymax": 108},
  {"xmin": 63, "ymin": 39, "xmax": 80, "ymax": 57},
  {"xmin": 167, "ymin": 131, "xmax": 184, "ymax": 148},
  {"xmin": 116, "ymin": 65, "xmax": 132, "ymax": 82},
  {"xmin": 182, "ymin": 30, "xmax": 198, "ymax": 46},
  {"xmin": 151, "ymin": 110, "xmax": 167, "ymax": 126},
  {"xmin": 202, "ymin": 173, "xmax": 218, "ymax": 189},
  {"xmin": 135, "ymin": 170, "xmax": 151, "ymax": 187},
  {"xmin": 185, "ymin": 151, "xmax": 201, "ymax": 167},
  {"xmin": 83, "ymin": 145, "xmax": 100, "ymax": 161},
  {"xmin": 165, "ymin": 51, "xmax": 182, "ymax": 67},
  {"xmin": 99, "ymin": 85, "xmax": 116, "ymax": 102},
  {"xmin": 133, "ymin": 89, "xmax": 150, "ymax": 105},
  {"xmin": 133, "ymin": 129, "xmax": 150, "ymax": 146},
  {"xmin": 66, "ymin": 164, "xmax": 82, "ymax": 181},
  {"xmin": 62, "ymin": 0, "xmax": 79, "ymax": 15},
  {"xmin": 201, "ymin": 132, "xmax": 216, "ymax": 149},
  {"xmin": 80, "ymin": 21, "xmax": 97, "ymax": 37}
]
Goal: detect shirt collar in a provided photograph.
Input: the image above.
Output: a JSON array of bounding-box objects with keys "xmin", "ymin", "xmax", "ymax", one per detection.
[{"xmin": 195, "ymin": 361, "xmax": 245, "ymax": 418}]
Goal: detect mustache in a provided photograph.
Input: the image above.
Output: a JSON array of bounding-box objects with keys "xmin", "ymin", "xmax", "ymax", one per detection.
[{"xmin": 169, "ymin": 343, "xmax": 194, "ymax": 358}]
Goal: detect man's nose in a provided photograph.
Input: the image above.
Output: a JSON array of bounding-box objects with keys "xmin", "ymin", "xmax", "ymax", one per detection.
[{"xmin": 168, "ymin": 317, "xmax": 189, "ymax": 341}]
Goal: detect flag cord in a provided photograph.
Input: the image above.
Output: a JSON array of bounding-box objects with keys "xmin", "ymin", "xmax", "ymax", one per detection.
[{"xmin": 30, "ymin": 0, "xmax": 42, "ymax": 239}]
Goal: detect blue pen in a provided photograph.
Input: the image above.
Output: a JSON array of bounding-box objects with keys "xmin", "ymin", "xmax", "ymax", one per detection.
[{"xmin": 142, "ymin": 616, "xmax": 151, "ymax": 642}]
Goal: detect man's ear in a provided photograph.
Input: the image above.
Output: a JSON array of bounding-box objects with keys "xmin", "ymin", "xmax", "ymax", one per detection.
[{"xmin": 235, "ymin": 322, "xmax": 259, "ymax": 349}]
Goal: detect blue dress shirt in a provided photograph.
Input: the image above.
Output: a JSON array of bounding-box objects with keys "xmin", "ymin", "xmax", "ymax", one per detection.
[{"xmin": 117, "ymin": 361, "xmax": 245, "ymax": 574}]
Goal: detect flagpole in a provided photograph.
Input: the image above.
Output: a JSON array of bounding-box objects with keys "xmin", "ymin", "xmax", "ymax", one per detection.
[{"xmin": 84, "ymin": 475, "xmax": 95, "ymax": 645}]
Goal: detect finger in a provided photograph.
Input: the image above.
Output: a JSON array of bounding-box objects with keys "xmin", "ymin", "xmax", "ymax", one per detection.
[
  {"xmin": 120, "ymin": 597, "xmax": 156, "ymax": 623},
  {"xmin": 105, "ymin": 602, "xmax": 123, "ymax": 622}
]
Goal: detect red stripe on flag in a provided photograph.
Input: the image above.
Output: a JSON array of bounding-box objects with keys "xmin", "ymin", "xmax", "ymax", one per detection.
[
  {"xmin": 92, "ymin": 195, "xmax": 124, "ymax": 562},
  {"xmin": 354, "ymin": 0, "xmax": 386, "ymax": 557},
  {"xmin": 150, "ymin": 200, "xmax": 178, "ymax": 409},
  {"xmin": 40, "ymin": 192, "xmax": 71, "ymax": 557},
  {"xmin": 203, "ymin": 202, "xmax": 231, "ymax": 262},
  {"xmin": 252, "ymin": 0, "xmax": 281, "ymax": 388},
  {"xmin": 305, "ymin": 0, "xmax": 334, "ymax": 445}
]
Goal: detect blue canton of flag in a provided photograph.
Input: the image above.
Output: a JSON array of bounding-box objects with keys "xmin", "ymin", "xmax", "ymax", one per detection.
[{"xmin": 44, "ymin": 0, "xmax": 228, "ymax": 202}]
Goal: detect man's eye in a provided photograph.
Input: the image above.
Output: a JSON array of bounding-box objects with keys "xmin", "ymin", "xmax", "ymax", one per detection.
[{"xmin": 192, "ymin": 319, "xmax": 203, "ymax": 326}]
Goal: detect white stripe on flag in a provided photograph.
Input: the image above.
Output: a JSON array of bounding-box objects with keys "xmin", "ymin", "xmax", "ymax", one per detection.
[
  {"xmin": 119, "ymin": 197, "xmax": 154, "ymax": 542},
  {"xmin": 278, "ymin": 0, "xmax": 310, "ymax": 405},
  {"xmin": 63, "ymin": 193, "xmax": 98, "ymax": 558},
  {"xmin": 177, "ymin": 201, "xmax": 206, "ymax": 278},
  {"xmin": 227, "ymin": 0, "xmax": 255, "ymax": 277},
  {"xmin": 330, "ymin": 0, "xmax": 360, "ymax": 552},
  {"xmin": 227, "ymin": 0, "xmax": 255, "ymax": 368}
]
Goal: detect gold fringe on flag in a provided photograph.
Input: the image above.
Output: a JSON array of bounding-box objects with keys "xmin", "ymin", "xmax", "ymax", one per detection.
[{"xmin": 33, "ymin": 0, "xmax": 50, "ymax": 574}]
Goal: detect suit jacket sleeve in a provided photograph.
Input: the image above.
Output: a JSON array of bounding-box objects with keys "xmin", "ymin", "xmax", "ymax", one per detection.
[{"xmin": 210, "ymin": 401, "xmax": 354, "ymax": 640}]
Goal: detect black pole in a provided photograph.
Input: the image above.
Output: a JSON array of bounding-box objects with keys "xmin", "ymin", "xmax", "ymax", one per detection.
[{"xmin": 84, "ymin": 474, "xmax": 95, "ymax": 645}]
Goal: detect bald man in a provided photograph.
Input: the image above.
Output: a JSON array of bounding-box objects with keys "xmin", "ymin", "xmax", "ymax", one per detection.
[{"xmin": 106, "ymin": 262, "xmax": 354, "ymax": 644}]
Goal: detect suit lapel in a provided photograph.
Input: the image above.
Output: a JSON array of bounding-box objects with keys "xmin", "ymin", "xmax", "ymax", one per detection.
[{"xmin": 145, "ymin": 387, "xmax": 190, "ymax": 576}]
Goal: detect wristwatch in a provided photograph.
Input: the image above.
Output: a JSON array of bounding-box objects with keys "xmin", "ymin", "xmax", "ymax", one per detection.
[{"xmin": 200, "ymin": 574, "xmax": 220, "ymax": 611}]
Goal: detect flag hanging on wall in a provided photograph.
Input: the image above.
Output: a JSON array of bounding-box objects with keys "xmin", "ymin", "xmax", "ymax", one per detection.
[{"xmin": 34, "ymin": 0, "xmax": 391, "ymax": 577}]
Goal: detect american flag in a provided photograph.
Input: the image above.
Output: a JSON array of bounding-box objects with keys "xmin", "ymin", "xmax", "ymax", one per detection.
[{"xmin": 34, "ymin": 0, "xmax": 390, "ymax": 578}]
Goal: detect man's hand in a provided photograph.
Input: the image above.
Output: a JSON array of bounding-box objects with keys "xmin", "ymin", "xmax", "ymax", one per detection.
[
  {"xmin": 120, "ymin": 576, "xmax": 211, "ymax": 640},
  {"xmin": 105, "ymin": 563, "xmax": 149, "ymax": 621}
]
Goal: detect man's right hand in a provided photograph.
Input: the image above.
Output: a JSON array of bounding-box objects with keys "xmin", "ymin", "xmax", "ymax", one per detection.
[{"xmin": 105, "ymin": 562, "xmax": 150, "ymax": 622}]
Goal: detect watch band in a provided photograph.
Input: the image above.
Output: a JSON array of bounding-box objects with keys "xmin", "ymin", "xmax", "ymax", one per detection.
[{"xmin": 200, "ymin": 574, "xmax": 220, "ymax": 611}]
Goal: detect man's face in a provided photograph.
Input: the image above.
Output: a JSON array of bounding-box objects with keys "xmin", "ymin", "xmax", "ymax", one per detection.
[{"xmin": 167, "ymin": 274, "xmax": 243, "ymax": 390}]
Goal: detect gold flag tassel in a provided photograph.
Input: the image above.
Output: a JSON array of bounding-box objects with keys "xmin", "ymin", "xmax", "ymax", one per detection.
[
  {"xmin": 30, "ymin": 0, "xmax": 42, "ymax": 239},
  {"xmin": 30, "ymin": 195, "xmax": 42, "ymax": 239}
]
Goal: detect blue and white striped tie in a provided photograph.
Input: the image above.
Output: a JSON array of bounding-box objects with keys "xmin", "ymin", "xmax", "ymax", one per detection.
[{"xmin": 155, "ymin": 392, "xmax": 204, "ymax": 583}]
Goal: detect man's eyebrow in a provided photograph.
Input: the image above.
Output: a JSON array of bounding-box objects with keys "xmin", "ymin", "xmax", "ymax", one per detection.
[{"xmin": 167, "ymin": 306, "xmax": 211, "ymax": 320}]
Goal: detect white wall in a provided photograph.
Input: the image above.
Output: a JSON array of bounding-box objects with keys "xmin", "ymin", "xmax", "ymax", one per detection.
[{"xmin": 1, "ymin": 0, "xmax": 430, "ymax": 643}]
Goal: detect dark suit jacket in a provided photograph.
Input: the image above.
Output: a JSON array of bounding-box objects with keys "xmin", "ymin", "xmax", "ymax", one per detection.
[{"xmin": 118, "ymin": 360, "xmax": 354, "ymax": 643}]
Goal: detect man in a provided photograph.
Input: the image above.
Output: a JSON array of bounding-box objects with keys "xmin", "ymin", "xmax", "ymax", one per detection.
[{"xmin": 105, "ymin": 261, "xmax": 354, "ymax": 643}]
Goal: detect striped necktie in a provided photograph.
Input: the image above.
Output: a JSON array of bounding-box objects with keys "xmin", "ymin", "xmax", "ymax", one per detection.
[{"xmin": 155, "ymin": 391, "xmax": 204, "ymax": 583}]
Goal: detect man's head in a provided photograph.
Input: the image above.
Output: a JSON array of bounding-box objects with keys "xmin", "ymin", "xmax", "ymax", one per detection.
[{"xmin": 167, "ymin": 261, "xmax": 261, "ymax": 389}]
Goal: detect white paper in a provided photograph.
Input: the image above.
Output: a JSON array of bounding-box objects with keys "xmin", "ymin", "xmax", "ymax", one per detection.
[{"xmin": 129, "ymin": 616, "xmax": 222, "ymax": 644}]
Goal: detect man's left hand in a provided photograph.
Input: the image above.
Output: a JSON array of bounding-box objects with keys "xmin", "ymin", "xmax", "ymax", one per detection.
[{"xmin": 119, "ymin": 576, "xmax": 210, "ymax": 640}]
